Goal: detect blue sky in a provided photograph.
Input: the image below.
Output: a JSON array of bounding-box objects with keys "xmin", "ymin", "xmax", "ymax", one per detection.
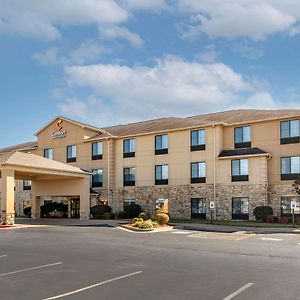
[{"xmin": 0, "ymin": 0, "xmax": 300, "ymax": 148}]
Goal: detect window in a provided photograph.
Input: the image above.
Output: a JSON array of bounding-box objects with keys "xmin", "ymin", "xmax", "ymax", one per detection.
[
  {"xmin": 123, "ymin": 198, "xmax": 135, "ymax": 210},
  {"xmin": 191, "ymin": 129, "xmax": 206, "ymax": 151},
  {"xmin": 155, "ymin": 134, "xmax": 168, "ymax": 155},
  {"xmin": 232, "ymin": 197, "xmax": 249, "ymax": 220},
  {"xmin": 123, "ymin": 167, "xmax": 135, "ymax": 186},
  {"xmin": 155, "ymin": 198, "xmax": 169, "ymax": 214},
  {"xmin": 23, "ymin": 180, "xmax": 31, "ymax": 191},
  {"xmin": 44, "ymin": 148, "xmax": 53, "ymax": 160},
  {"xmin": 92, "ymin": 169, "xmax": 103, "ymax": 188},
  {"xmin": 92, "ymin": 142, "xmax": 102, "ymax": 160},
  {"xmin": 281, "ymin": 156, "xmax": 300, "ymax": 180},
  {"xmin": 191, "ymin": 198, "xmax": 206, "ymax": 219},
  {"xmin": 155, "ymin": 165, "xmax": 168, "ymax": 185},
  {"xmin": 123, "ymin": 139, "xmax": 135, "ymax": 158},
  {"xmin": 234, "ymin": 126, "xmax": 251, "ymax": 148},
  {"xmin": 281, "ymin": 196, "xmax": 300, "ymax": 215},
  {"xmin": 191, "ymin": 162, "xmax": 206, "ymax": 183},
  {"xmin": 231, "ymin": 159, "xmax": 249, "ymax": 181},
  {"xmin": 280, "ymin": 120, "xmax": 300, "ymax": 144},
  {"xmin": 67, "ymin": 145, "xmax": 76, "ymax": 163}
]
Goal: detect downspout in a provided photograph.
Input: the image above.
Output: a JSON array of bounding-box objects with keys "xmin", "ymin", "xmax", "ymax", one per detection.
[
  {"xmin": 107, "ymin": 138, "xmax": 110, "ymax": 204},
  {"xmin": 266, "ymin": 155, "xmax": 272, "ymax": 206},
  {"xmin": 213, "ymin": 124, "xmax": 216, "ymax": 220}
]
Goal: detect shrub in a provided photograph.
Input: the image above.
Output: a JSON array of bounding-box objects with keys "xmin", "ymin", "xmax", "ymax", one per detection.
[
  {"xmin": 116, "ymin": 211, "xmax": 127, "ymax": 219},
  {"xmin": 124, "ymin": 204, "xmax": 142, "ymax": 219},
  {"xmin": 265, "ymin": 214, "xmax": 274, "ymax": 223},
  {"xmin": 91, "ymin": 205, "xmax": 112, "ymax": 219},
  {"xmin": 138, "ymin": 212, "xmax": 150, "ymax": 221},
  {"xmin": 138, "ymin": 220, "xmax": 154, "ymax": 229},
  {"xmin": 40, "ymin": 202, "xmax": 68, "ymax": 218},
  {"xmin": 155, "ymin": 213, "xmax": 169, "ymax": 225},
  {"xmin": 23, "ymin": 207, "xmax": 31, "ymax": 218},
  {"xmin": 281, "ymin": 216, "xmax": 289, "ymax": 224},
  {"xmin": 104, "ymin": 212, "xmax": 115, "ymax": 220},
  {"xmin": 253, "ymin": 206, "xmax": 273, "ymax": 222}
]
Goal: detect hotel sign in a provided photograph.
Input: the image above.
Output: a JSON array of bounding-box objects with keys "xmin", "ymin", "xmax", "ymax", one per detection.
[{"xmin": 51, "ymin": 119, "xmax": 66, "ymax": 139}]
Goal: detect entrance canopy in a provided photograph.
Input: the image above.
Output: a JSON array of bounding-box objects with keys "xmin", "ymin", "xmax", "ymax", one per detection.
[{"xmin": 0, "ymin": 151, "xmax": 91, "ymax": 225}]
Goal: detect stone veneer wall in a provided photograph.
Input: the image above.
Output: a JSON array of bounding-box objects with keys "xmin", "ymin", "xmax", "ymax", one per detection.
[{"xmin": 268, "ymin": 184, "xmax": 299, "ymax": 216}]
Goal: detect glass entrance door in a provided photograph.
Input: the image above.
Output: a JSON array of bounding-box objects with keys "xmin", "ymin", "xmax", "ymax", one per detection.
[
  {"xmin": 70, "ymin": 198, "xmax": 80, "ymax": 219},
  {"xmin": 232, "ymin": 197, "xmax": 249, "ymax": 220},
  {"xmin": 191, "ymin": 198, "xmax": 206, "ymax": 219}
]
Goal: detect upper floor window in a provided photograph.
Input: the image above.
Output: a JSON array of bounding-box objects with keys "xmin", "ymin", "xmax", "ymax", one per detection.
[
  {"xmin": 155, "ymin": 164, "xmax": 168, "ymax": 185},
  {"xmin": 191, "ymin": 129, "xmax": 206, "ymax": 151},
  {"xmin": 23, "ymin": 180, "xmax": 31, "ymax": 191},
  {"xmin": 92, "ymin": 169, "xmax": 103, "ymax": 188},
  {"xmin": 155, "ymin": 134, "xmax": 168, "ymax": 155},
  {"xmin": 44, "ymin": 148, "xmax": 53, "ymax": 160},
  {"xmin": 231, "ymin": 159, "xmax": 249, "ymax": 182},
  {"xmin": 123, "ymin": 139, "xmax": 135, "ymax": 158},
  {"xmin": 280, "ymin": 120, "xmax": 300, "ymax": 144},
  {"xmin": 281, "ymin": 156, "xmax": 300, "ymax": 180},
  {"xmin": 234, "ymin": 126, "xmax": 251, "ymax": 149},
  {"xmin": 67, "ymin": 145, "xmax": 76, "ymax": 163},
  {"xmin": 92, "ymin": 142, "xmax": 103, "ymax": 160},
  {"xmin": 123, "ymin": 167, "xmax": 135, "ymax": 186},
  {"xmin": 191, "ymin": 162, "xmax": 206, "ymax": 183}
]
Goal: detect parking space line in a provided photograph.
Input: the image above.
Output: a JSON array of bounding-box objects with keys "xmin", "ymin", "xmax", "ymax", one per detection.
[
  {"xmin": 0, "ymin": 262, "xmax": 63, "ymax": 277},
  {"xmin": 172, "ymin": 230, "xmax": 193, "ymax": 234},
  {"xmin": 261, "ymin": 237, "xmax": 283, "ymax": 241},
  {"xmin": 223, "ymin": 282, "xmax": 254, "ymax": 300},
  {"xmin": 0, "ymin": 255, "xmax": 7, "ymax": 258},
  {"xmin": 43, "ymin": 270, "xmax": 143, "ymax": 300}
]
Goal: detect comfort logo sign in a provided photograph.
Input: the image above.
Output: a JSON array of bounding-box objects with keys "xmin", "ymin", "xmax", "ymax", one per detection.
[{"xmin": 51, "ymin": 119, "xmax": 67, "ymax": 139}]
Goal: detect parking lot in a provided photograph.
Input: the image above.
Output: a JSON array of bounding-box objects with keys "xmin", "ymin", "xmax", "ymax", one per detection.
[{"xmin": 1, "ymin": 223, "xmax": 300, "ymax": 300}]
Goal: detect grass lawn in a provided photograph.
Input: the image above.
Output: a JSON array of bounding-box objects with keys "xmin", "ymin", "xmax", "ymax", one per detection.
[{"xmin": 171, "ymin": 219, "xmax": 300, "ymax": 228}]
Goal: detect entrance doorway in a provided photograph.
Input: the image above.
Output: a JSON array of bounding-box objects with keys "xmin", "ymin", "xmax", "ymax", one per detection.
[
  {"xmin": 191, "ymin": 198, "xmax": 206, "ymax": 219},
  {"xmin": 70, "ymin": 198, "xmax": 80, "ymax": 219}
]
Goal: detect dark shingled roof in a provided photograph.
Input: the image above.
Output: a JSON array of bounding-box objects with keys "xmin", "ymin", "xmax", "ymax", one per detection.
[{"xmin": 218, "ymin": 147, "xmax": 269, "ymax": 158}]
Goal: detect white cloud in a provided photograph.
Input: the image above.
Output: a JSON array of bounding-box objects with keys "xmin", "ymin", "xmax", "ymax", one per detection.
[
  {"xmin": 0, "ymin": 0, "xmax": 129, "ymax": 41},
  {"xmin": 196, "ymin": 45, "xmax": 218, "ymax": 63},
  {"xmin": 99, "ymin": 25, "xmax": 143, "ymax": 48},
  {"xmin": 178, "ymin": 0, "xmax": 299, "ymax": 40},
  {"xmin": 60, "ymin": 56, "xmax": 284, "ymax": 124},
  {"xmin": 120, "ymin": 0, "xmax": 169, "ymax": 12},
  {"xmin": 33, "ymin": 41, "xmax": 107, "ymax": 66},
  {"xmin": 233, "ymin": 42, "xmax": 264, "ymax": 60}
]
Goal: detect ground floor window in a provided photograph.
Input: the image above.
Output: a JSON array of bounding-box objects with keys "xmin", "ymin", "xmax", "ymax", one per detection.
[
  {"xmin": 123, "ymin": 198, "xmax": 135, "ymax": 211},
  {"xmin": 281, "ymin": 196, "xmax": 300, "ymax": 215},
  {"xmin": 232, "ymin": 197, "xmax": 249, "ymax": 220},
  {"xmin": 191, "ymin": 198, "xmax": 206, "ymax": 219},
  {"xmin": 155, "ymin": 198, "xmax": 169, "ymax": 214}
]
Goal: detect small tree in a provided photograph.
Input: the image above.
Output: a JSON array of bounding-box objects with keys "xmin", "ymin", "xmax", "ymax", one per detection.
[{"xmin": 293, "ymin": 176, "xmax": 300, "ymax": 195}]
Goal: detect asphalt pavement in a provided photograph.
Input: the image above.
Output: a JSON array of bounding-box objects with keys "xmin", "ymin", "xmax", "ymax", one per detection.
[{"xmin": 1, "ymin": 223, "xmax": 300, "ymax": 299}]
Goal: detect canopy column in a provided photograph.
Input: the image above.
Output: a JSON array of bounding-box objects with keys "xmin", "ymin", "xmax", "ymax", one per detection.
[{"xmin": 1, "ymin": 168, "xmax": 15, "ymax": 225}]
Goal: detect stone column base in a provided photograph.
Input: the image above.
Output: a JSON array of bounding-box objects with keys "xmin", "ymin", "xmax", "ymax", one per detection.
[
  {"xmin": 1, "ymin": 212, "xmax": 15, "ymax": 225},
  {"xmin": 31, "ymin": 211, "xmax": 40, "ymax": 219},
  {"xmin": 80, "ymin": 210, "xmax": 90, "ymax": 221}
]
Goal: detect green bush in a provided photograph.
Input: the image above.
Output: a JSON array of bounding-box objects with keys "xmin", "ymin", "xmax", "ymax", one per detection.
[
  {"xmin": 138, "ymin": 212, "xmax": 150, "ymax": 221},
  {"xmin": 104, "ymin": 212, "xmax": 115, "ymax": 220},
  {"xmin": 138, "ymin": 220, "xmax": 154, "ymax": 229},
  {"xmin": 40, "ymin": 202, "xmax": 68, "ymax": 218},
  {"xmin": 91, "ymin": 205, "xmax": 112, "ymax": 219},
  {"xmin": 23, "ymin": 207, "xmax": 31, "ymax": 218},
  {"xmin": 253, "ymin": 206, "xmax": 273, "ymax": 222},
  {"xmin": 155, "ymin": 213, "xmax": 169, "ymax": 225},
  {"xmin": 116, "ymin": 211, "xmax": 127, "ymax": 219},
  {"xmin": 124, "ymin": 203, "xmax": 142, "ymax": 218}
]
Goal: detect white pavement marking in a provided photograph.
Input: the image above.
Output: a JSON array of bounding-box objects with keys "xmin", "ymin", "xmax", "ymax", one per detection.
[
  {"xmin": 261, "ymin": 237, "xmax": 283, "ymax": 241},
  {"xmin": 43, "ymin": 271, "xmax": 143, "ymax": 300},
  {"xmin": 223, "ymin": 283, "xmax": 254, "ymax": 300},
  {"xmin": 172, "ymin": 230, "xmax": 193, "ymax": 234},
  {"xmin": 0, "ymin": 262, "xmax": 63, "ymax": 277},
  {"xmin": 0, "ymin": 255, "xmax": 7, "ymax": 258}
]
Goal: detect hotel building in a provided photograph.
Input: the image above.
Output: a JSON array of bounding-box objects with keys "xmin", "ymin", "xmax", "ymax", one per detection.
[{"xmin": 1, "ymin": 109, "xmax": 300, "ymax": 222}]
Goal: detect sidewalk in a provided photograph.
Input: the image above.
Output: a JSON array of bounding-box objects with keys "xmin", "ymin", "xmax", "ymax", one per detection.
[{"xmin": 171, "ymin": 222, "xmax": 300, "ymax": 234}]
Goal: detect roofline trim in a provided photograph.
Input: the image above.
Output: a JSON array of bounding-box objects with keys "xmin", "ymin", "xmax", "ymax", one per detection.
[{"xmin": 218, "ymin": 153, "xmax": 272, "ymax": 160}]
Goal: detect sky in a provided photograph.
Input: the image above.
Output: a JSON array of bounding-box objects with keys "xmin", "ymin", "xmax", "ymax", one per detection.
[{"xmin": 0, "ymin": 0, "xmax": 300, "ymax": 148}]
